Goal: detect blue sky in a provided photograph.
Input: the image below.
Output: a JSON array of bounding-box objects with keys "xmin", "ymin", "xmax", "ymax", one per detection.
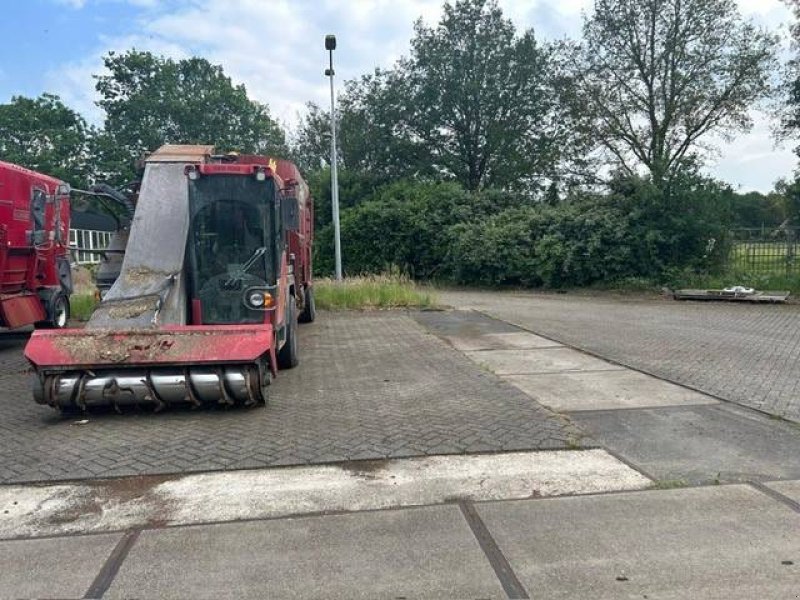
[{"xmin": 0, "ymin": 0, "xmax": 796, "ymax": 191}]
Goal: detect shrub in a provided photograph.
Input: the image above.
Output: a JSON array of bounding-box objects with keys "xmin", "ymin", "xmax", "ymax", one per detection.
[{"xmin": 313, "ymin": 173, "xmax": 732, "ymax": 288}]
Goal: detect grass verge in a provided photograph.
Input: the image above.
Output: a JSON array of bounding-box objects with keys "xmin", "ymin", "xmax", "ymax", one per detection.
[
  {"xmin": 314, "ymin": 275, "xmax": 437, "ymax": 310},
  {"xmin": 70, "ymin": 294, "xmax": 98, "ymax": 321}
]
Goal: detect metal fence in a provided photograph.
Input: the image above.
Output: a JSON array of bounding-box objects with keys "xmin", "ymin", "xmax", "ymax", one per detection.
[{"xmin": 729, "ymin": 228, "xmax": 800, "ymax": 276}]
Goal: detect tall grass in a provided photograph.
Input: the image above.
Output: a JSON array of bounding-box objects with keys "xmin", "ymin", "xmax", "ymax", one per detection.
[
  {"xmin": 314, "ymin": 275, "xmax": 437, "ymax": 310},
  {"xmin": 70, "ymin": 294, "xmax": 98, "ymax": 321}
]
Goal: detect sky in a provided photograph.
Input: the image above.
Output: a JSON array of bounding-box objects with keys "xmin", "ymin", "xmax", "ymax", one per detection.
[{"xmin": 0, "ymin": 0, "xmax": 797, "ymax": 192}]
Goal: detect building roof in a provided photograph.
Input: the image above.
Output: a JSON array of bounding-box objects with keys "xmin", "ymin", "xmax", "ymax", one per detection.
[{"xmin": 70, "ymin": 209, "xmax": 118, "ymax": 232}]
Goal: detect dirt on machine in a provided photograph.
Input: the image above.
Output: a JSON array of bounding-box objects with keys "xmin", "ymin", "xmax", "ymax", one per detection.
[{"xmin": 24, "ymin": 145, "xmax": 316, "ymax": 411}]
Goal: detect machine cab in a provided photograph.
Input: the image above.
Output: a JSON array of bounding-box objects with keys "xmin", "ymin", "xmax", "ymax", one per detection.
[{"xmin": 186, "ymin": 163, "xmax": 287, "ymax": 326}]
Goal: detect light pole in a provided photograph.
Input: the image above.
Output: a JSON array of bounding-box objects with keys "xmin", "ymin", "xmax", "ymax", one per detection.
[{"xmin": 325, "ymin": 34, "xmax": 342, "ymax": 281}]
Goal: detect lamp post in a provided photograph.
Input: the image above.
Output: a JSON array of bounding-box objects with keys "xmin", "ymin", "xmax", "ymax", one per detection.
[{"xmin": 325, "ymin": 34, "xmax": 342, "ymax": 281}]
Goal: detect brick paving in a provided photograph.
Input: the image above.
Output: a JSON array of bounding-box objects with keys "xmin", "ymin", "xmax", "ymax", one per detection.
[
  {"xmin": 0, "ymin": 312, "xmax": 580, "ymax": 484},
  {"xmin": 440, "ymin": 290, "xmax": 800, "ymax": 422}
]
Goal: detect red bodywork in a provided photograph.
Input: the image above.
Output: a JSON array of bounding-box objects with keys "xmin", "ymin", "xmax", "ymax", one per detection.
[
  {"xmin": 0, "ymin": 161, "xmax": 70, "ymax": 328},
  {"xmin": 24, "ymin": 324, "xmax": 274, "ymax": 369},
  {"xmin": 25, "ymin": 151, "xmax": 310, "ymax": 391}
]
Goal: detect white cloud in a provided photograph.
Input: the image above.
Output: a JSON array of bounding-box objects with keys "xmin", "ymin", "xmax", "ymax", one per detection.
[
  {"xmin": 706, "ymin": 112, "xmax": 796, "ymax": 191},
  {"xmin": 44, "ymin": 0, "xmax": 798, "ymax": 190}
]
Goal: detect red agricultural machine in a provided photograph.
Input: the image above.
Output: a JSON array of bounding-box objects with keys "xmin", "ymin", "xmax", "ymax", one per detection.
[
  {"xmin": 25, "ymin": 145, "xmax": 315, "ymax": 410},
  {"xmin": 0, "ymin": 161, "xmax": 72, "ymax": 330}
]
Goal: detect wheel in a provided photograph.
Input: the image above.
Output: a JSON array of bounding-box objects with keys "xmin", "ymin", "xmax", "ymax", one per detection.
[
  {"xmin": 36, "ymin": 292, "xmax": 70, "ymax": 329},
  {"xmin": 256, "ymin": 358, "xmax": 271, "ymax": 405},
  {"xmin": 277, "ymin": 296, "xmax": 299, "ymax": 369},
  {"xmin": 51, "ymin": 294, "xmax": 70, "ymax": 329},
  {"xmin": 299, "ymin": 285, "xmax": 316, "ymax": 323}
]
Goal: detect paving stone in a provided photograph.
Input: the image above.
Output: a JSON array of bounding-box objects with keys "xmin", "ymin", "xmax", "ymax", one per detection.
[
  {"xmin": 0, "ymin": 312, "xmax": 581, "ymax": 483},
  {"xmin": 440, "ymin": 290, "xmax": 800, "ymax": 422}
]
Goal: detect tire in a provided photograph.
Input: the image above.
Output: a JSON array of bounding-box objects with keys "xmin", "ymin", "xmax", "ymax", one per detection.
[
  {"xmin": 277, "ymin": 296, "xmax": 299, "ymax": 369},
  {"xmin": 299, "ymin": 285, "xmax": 316, "ymax": 323},
  {"xmin": 36, "ymin": 292, "xmax": 70, "ymax": 329},
  {"xmin": 259, "ymin": 363, "xmax": 271, "ymax": 405}
]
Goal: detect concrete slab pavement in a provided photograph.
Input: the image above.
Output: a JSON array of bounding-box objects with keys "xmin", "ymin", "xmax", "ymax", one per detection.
[
  {"xmin": 438, "ymin": 289, "xmax": 800, "ymax": 422},
  {"xmin": 466, "ymin": 347, "xmax": 624, "ymax": 376},
  {"xmin": 420, "ymin": 310, "xmax": 800, "ymax": 486},
  {"xmin": 505, "ymin": 369, "xmax": 717, "ymax": 412},
  {"xmin": 106, "ymin": 505, "xmax": 506, "ymax": 600},
  {"xmin": 570, "ymin": 404, "xmax": 800, "ymax": 484},
  {"xmin": 452, "ymin": 331, "xmax": 562, "ymax": 352},
  {"xmin": 0, "ymin": 532, "xmax": 122, "ymax": 599},
  {"xmin": 0, "ymin": 450, "xmax": 650, "ymax": 540},
  {"xmin": 476, "ymin": 485, "xmax": 800, "ymax": 600},
  {"xmin": 765, "ymin": 480, "xmax": 800, "ymax": 506},
  {"xmin": 2, "ymin": 484, "xmax": 798, "ymax": 599}
]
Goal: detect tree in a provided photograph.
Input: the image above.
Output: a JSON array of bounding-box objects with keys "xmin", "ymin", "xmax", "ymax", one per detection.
[
  {"xmin": 407, "ymin": 0, "xmax": 568, "ymax": 190},
  {"xmin": 337, "ymin": 68, "xmax": 430, "ymax": 182},
  {"xmin": 95, "ymin": 50, "xmax": 286, "ymax": 183},
  {"xmin": 290, "ymin": 102, "xmax": 337, "ymax": 174},
  {"xmin": 572, "ymin": 0, "xmax": 778, "ymax": 188},
  {"xmin": 336, "ymin": 0, "xmax": 571, "ymax": 191},
  {"xmin": 778, "ymin": 1, "xmax": 800, "ymax": 152},
  {"xmin": 0, "ymin": 94, "xmax": 91, "ymax": 185}
]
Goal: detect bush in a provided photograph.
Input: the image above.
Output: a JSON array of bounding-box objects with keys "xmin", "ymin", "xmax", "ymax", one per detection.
[
  {"xmin": 315, "ymin": 180, "xmax": 526, "ymax": 278},
  {"xmin": 449, "ymin": 198, "xmax": 647, "ymax": 287},
  {"xmin": 312, "ymin": 172, "xmax": 732, "ymax": 288}
]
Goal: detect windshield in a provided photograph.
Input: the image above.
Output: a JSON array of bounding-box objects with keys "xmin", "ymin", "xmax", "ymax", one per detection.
[{"xmin": 187, "ymin": 175, "xmax": 275, "ymax": 325}]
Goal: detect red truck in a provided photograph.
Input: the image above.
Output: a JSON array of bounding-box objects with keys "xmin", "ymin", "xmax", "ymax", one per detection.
[{"xmin": 0, "ymin": 161, "xmax": 72, "ymax": 330}]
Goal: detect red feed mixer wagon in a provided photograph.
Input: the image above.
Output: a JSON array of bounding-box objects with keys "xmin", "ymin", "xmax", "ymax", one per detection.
[
  {"xmin": 24, "ymin": 145, "xmax": 315, "ymax": 411},
  {"xmin": 0, "ymin": 161, "xmax": 73, "ymax": 330}
]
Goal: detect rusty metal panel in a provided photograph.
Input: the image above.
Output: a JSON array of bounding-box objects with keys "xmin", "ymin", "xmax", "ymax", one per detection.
[
  {"xmin": 25, "ymin": 324, "xmax": 274, "ymax": 369},
  {"xmin": 145, "ymin": 145, "xmax": 214, "ymax": 163}
]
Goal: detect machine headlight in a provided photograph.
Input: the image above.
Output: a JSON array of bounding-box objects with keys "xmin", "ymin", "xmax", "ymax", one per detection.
[
  {"xmin": 248, "ymin": 291, "xmax": 265, "ymax": 307},
  {"xmin": 245, "ymin": 289, "xmax": 274, "ymax": 310}
]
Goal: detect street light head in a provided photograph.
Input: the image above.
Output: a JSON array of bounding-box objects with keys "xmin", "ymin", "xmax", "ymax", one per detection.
[{"xmin": 325, "ymin": 34, "xmax": 337, "ymax": 51}]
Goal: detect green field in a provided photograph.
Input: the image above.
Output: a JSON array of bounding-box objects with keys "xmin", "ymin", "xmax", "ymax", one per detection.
[{"xmin": 730, "ymin": 242, "xmax": 800, "ymax": 275}]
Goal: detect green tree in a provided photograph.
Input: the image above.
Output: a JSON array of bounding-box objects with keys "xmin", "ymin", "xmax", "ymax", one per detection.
[
  {"xmin": 777, "ymin": 1, "xmax": 800, "ymax": 156},
  {"xmin": 290, "ymin": 102, "xmax": 335, "ymax": 174},
  {"xmin": 407, "ymin": 0, "xmax": 567, "ymax": 190},
  {"xmin": 95, "ymin": 50, "xmax": 286, "ymax": 183},
  {"xmin": 338, "ymin": 68, "xmax": 433, "ymax": 182},
  {"xmin": 0, "ymin": 93, "xmax": 91, "ymax": 185},
  {"xmin": 572, "ymin": 0, "xmax": 778, "ymax": 188},
  {"xmin": 337, "ymin": 0, "xmax": 571, "ymax": 191}
]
